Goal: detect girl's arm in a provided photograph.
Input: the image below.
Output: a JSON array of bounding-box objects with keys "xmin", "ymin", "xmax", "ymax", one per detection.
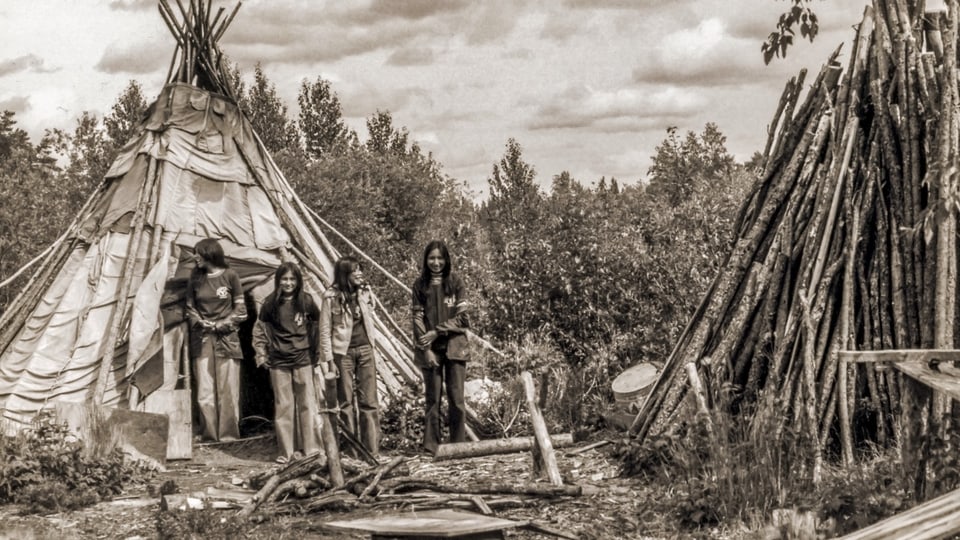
[
  {"xmin": 318, "ymin": 292, "xmax": 335, "ymax": 366},
  {"xmin": 252, "ymin": 318, "xmax": 271, "ymax": 368},
  {"xmin": 411, "ymin": 286, "xmax": 429, "ymax": 348}
]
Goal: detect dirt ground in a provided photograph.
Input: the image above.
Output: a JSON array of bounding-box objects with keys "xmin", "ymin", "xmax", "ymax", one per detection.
[{"xmin": 0, "ymin": 431, "xmax": 707, "ymax": 540}]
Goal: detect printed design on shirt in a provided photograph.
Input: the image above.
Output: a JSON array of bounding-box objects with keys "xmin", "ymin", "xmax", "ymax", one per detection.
[
  {"xmin": 294, "ymin": 312, "xmax": 304, "ymax": 327},
  {"xmin": 216, "ymin": 286, "xmax": 230, "ymax": 299}
]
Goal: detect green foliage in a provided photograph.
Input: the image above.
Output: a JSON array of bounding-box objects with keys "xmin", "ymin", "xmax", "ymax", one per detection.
[
  {"xmin": 0, "ymin": 412, "xmax": 136, "ymax": 513},
  {"xmin": 762, "ymin": 0, "xmax": 819, "ymax": 64},
  {"xmin": 297, "ymin": 76, "xmax": 355, "ymax": 158},
  {"xmin": 103, "ymin": 80, "xmax": 148, "ymax": 148},
  {"xmin": 240, "ymin": 63, "xmax": 298, "ymax": 153}
]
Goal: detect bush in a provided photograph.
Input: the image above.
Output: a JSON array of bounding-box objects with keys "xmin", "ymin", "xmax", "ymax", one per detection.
[{"xmin": 0, "ymin": 410, "xmax": 137, "ymax": 513}]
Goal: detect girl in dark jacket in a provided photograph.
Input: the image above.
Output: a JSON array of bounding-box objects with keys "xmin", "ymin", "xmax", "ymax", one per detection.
[
  {"xmin": 411, "ymin": 240, "xmax": 471, "ymax": 454},
  {"xmin": 254, "ymin": 262, "xmax": 321, "ymax": 463}
]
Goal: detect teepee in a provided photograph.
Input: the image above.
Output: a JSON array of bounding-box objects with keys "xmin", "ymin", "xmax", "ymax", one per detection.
[{"xmin": 0, "ymin": 1, "xmax": 420, "ymax": 440}]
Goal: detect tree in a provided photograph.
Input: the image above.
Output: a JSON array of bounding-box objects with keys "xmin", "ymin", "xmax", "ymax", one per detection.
[
  {"xmin": 365, "ymin": 110, "xmax": 409, "ymax": 156},
  {"xmin": 486, "ymin": 138, "xmax": 541, "ymax": 226},
  {"xmin": 647, "ymin": 123, "xmax": 734, "ymax": 207},
  {"xmin": 298, "ymin": 77, "xmax": 353, "ymax": 159},
  {"xmin": 242, "ymin": 63, "xmax": 298, "ymax": 152},
  {"xmin": 762, "ymin": 0, "xmax": 819, "ymax": 64},
  {"xmin": 103, "ymin": 80, "xmax": 147, "ymax": 149}
]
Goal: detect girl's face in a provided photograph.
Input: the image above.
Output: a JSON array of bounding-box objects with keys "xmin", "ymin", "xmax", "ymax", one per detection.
[
  {"xmin": 278, "ymin": 271, "xmax": 297, "ymax": 295},
  {"xmin": 427, "ymin": 249, "xmax": 445, "ymax": 274},
  {"xmin": 193, "ymin": 253, "xmax": 207, "ymax": 270},
  {"xmin": 348, "ymin": 268, "xmax": 365, "ymax": 288}
]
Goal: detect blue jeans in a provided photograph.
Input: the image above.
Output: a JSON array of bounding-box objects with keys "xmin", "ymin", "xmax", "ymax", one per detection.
[
  {"xmin": 422, "ymin": 354, "xmax": 466, "ymax": 453},
  {"xmin": 335, "ymin": 345, "xmax": 379, "ymax": 455}
]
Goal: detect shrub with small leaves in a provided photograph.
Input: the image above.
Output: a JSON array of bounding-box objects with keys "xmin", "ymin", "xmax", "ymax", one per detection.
[{"xmin": 0, "ymin": 411, "xmax": 137, "ymax": 513}]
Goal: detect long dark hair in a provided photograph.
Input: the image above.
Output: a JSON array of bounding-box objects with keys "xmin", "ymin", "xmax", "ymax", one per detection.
[
  {"xmin": 332, "ymin": 256, "xmax": 361, "ymax": 301},
  {"xmin": 415, "ymin": 240, "xmax": 453, "ymax": 302},
  {"xmin": 275, "ymin": 262, "xmax": 306, "ymax": 313},
  {"xmin": 189, "ymin": 238, "xmax": 228, "ymax": 289},
  {"xmin": 262, "ymin": 262, "xmax": 310, "ymax": 323}
]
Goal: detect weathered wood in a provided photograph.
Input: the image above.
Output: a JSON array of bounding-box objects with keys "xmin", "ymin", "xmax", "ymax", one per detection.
[
  {"xmin": 320, "ymin": 372, "xmax": 344, "ymax": 487},
  {"xmin": 380, "ymin": 476, "xmax": 582, "ymax": 497},
  {"xmin": 143, "ymin": 388, "xmax": 192, "ymax": 460},
  {"xmin": 839, "ymin": 350, "xmax": 960, "ymax": 364},
  {"xmin": 433, "ymin": 433, "xmax": 575, "ymax": 461},
  {"xmin": 520, "ymin": 371, "xmax": 563, "ymax": 486},
  {"xmin": 839, "ymin": 485, "xmax": 960, "ymax": 539}
]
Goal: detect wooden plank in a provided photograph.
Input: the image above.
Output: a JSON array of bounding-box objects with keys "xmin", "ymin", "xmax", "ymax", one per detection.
[
  {"xmin": 144, "ymin": 389, "xmax": 192, "ymax": 460},
  {"xmin": 838, "ymin": 350, "xmax": 960, "ymax": 363},
  {"xmin": 839, "ymin": 487, "xmax": 960, "ymax": 539},
  {"xmin": 54, "ymin": 402, "xmax": 168, "ymax": 465},
  {"xmin": 893, "ymin": 361, "xmax": 960, "ymax": 403},
  {"xmin": 323, "ymin": 508, "xmax": 527, "ymax": 538}
]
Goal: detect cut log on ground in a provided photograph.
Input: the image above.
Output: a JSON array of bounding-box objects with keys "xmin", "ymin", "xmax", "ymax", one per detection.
[{"xmin": 433, "ymin": 433, "xmax": 574, "ymax": 461}]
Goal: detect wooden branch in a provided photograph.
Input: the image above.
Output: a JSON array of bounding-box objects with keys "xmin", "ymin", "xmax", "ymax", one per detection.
[
  {"xmin": 839, "ymin": 350, "xmax": 960, "ymax": 363},
  {"xmin": 521, "ymin": 371, "xmax": 563, "ymax": 486}
]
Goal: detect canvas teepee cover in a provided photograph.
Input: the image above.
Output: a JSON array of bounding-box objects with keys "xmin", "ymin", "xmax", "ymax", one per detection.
[{"xmin": 0, "ymin": 1, "xmax": 419, "ymax": 429}]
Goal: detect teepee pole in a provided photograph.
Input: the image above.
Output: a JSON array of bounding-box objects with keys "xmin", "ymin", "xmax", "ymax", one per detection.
[{"xmin": 92, "ymin": 158, "xmax": 160, "ymax": 406}]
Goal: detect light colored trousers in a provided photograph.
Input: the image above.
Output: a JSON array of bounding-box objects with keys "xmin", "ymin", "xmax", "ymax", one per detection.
[
  {"xmin": 194, "ymin": 337, "xmax": 241, "ymax": 441},
  {"xmin": 270, "ymin": 364, "xmax": 320, "ymax": 458}
]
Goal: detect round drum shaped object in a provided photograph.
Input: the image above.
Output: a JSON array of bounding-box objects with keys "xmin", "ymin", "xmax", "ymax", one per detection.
[{"xmin": 612, "ymin": 363, "xmax": 659, "ymax": 408}]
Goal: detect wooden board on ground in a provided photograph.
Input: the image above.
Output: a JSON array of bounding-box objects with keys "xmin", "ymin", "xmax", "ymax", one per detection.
[
  {"xmin": 54, "ymin": 402, "xmax": 169, "ymax": 466},
  {"xmin": 323, "ymin": 508, "xmax": 528, "ymax": 539},
  {"xmin": 143, "ymin": 388, "xmax": 192, "ymax": 460}
]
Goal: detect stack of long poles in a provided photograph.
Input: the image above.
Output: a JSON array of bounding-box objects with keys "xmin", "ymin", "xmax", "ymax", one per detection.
[{"xmin": 631, "ymin": 0, "xmax": 960, "ymax": 471}]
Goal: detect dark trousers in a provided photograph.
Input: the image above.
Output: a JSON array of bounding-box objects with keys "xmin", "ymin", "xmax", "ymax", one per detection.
[
  {"xmin": 335, "ymin": 345, "xmax": 380, "ymax": 455},
  {"xmin": 421, "ymin": 355, "xmax": 466, "ymax": 453}
]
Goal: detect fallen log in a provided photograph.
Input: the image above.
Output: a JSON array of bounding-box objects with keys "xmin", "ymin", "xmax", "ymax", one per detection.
[
  {"xmin": 380, "ymin": 476, "xmax": 582, "ymax": 497},
  {"xmin": 433, "ymin": 433, "xmax": 574, "ymax": 461}
]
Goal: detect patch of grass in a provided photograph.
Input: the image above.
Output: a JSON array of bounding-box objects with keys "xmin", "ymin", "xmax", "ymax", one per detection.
[
  {"xmin": 155, "ymin": 507, "xmax": 251, "ymax": 539},
  {"xmin": 613, "ymin": 400, "xmax": 910, "ymax": 535}
]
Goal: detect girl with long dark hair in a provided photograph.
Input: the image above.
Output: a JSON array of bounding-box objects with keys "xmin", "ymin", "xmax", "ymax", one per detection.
[
  {"xmin": 411, "ymin": 240, "xmax": 471, "ymax": 454},
  {"xmin": 253, "ymin": 262, "xmax": 321, "ymax": 463},
  {"xmin": 319, "ymin": 256, "xmax": 381, "ymax": 458}
]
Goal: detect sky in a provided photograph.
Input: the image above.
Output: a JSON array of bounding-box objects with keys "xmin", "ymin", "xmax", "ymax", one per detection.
[{"xmin": 0, "ymin": 1, "xmax": 879, "ymax": 198}]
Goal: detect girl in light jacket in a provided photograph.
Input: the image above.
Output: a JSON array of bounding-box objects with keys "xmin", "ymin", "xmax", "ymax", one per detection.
[{"xmin": 319, "ymin": 256, "xmax": 380, "ymax": 458}]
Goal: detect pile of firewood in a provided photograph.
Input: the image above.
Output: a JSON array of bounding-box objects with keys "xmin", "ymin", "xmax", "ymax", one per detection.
[
  {"xmin": 233, "ymin": 452, "xmax": 583, "ymax": 517},
  {"xmin": 632, "ymin": 0, "xmax": 960, "ymax": 468}
]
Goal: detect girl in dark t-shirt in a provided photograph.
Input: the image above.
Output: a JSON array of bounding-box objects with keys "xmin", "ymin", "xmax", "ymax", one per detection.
[
  {"xmin": 254, "ymin": 262, "xmax": 321, "ymax": 463},
  {"xmin": 185, "ymin": 238, "xmax": 246, "ymax": 442}
]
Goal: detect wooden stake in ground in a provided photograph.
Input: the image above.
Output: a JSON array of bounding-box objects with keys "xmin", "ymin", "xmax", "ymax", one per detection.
[
  {"xmin": 520, "ymin": 371, "xmax": 563, "ymax": 486},
  {"xmin": 320, "ymin": 371, "xmax": 344, "ymax": 487}
]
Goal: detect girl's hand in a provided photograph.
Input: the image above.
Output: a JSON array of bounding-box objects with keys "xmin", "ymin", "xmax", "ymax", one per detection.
[
  {"xmin": 418, "ymin": 330, "xmax": 438, "ymax": 347},
  {"xmin": 200, "ymin": 319, "xmax": 216, "ymax": 330}
]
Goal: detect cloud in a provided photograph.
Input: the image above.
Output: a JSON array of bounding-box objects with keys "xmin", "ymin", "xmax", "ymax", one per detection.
[
  {"xmin": 528, "ymin": 85, "xmax": 706, "ymax": 132},
  {"xmin": 368, "ymin": 0, "xmax": 470, "ymax": 20},
  {"xmin": 0, "ymin": 55, "xmax": 57, "ymax": 77},
  {"xmin": 108, "ymin": 0, "xmax": 153, "ymax": 11},
  {"xmin": 386, "ymin": 46, "xmax": 436, "ymax": 66},
  {"xmin": 95, "ymin": 40, "xmax": 168, "ymax": 74},
  {"xmin": 0, "ymin": 96, "xmax": 30, "ymax": 114},
  {"xmin": 630, "ymin": 18, "xmax": 769, "ymax": 86}
]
